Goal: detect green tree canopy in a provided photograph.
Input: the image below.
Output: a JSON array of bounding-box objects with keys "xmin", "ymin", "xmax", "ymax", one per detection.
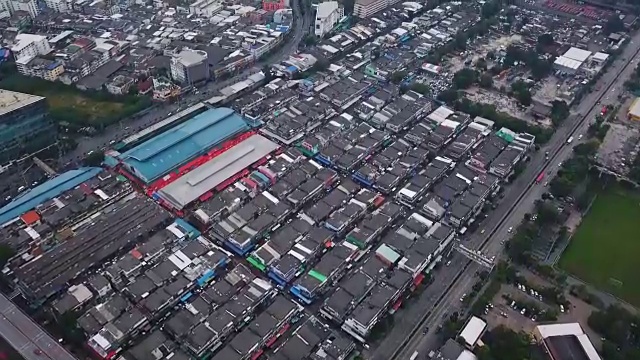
[
  {"xmin": 83, "ymin": 150, "xmax": 105, "ymax": 167},
  {"xmin": 604, "ymin": 14, "xmax": 625, "ymax": 35},
  {"xmin": 410, "ymin": 82, "xmax": 430, "ymax": 96},
  {"xmin": 0, "ymin": 244, "xmax": 15, "ymax": 268},
  {"xmin": 550, "ymin": 100, "xmax": 570, "ymax": 126},
  {"xmin": 453, "ymin": 68, "xmax": 478, "ymax": 89},
  {"xmin": 537, "ymin": 33, "xmax": 554, "ymax": 47},
  {"xmin": 390, "ymin": 70, "xmax": 408, "ymax": 85},
  {"xmin": 479, "ymin": 73, "xmax": 493, "ymax": 88}
]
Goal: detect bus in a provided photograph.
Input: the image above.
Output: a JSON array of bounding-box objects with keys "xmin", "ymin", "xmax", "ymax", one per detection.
[{"xmin": 535, "ymin": 172, "xmax": 544, "ymax": 184}]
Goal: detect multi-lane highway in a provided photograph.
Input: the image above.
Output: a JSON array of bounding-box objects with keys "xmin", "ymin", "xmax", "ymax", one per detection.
[
  {"xmin": 0, "ymin": 294, "xmax": 77, "ymax": 360},
  {"xmin": 384, "ymin": 30, "xmax": 640, "ymax": 360}
]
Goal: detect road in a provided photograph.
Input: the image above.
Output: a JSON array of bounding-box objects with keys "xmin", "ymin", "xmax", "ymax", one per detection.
[
  {"xmin": 0, "ymin": 294, "xmax": 77, "ymax": 360},
  {"xmin": 62, "ymin": 0, "xmax": 309, "ymax": 163},
  {"xmin": 383, "ymin": 31, "xmax": 640, "ymax": 360}
]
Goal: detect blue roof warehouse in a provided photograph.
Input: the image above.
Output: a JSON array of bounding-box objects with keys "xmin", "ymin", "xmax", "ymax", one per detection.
[
  {"xmin": 117, "ymin": 108, "xmax": 251, "ymax": 184},
  {"xmin": 0, "ymin": 167, "xmax": 103, "ymax": 226}
]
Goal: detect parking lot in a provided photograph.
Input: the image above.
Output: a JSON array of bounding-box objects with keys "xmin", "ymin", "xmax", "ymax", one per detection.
[{"xmin": 485, "ymin": 271, "xmax": 602, "ymax": 348}]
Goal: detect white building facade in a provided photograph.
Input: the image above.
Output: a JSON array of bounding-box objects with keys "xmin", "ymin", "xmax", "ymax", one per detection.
[
  {"xmin": 10, "ymin": 0, "xmax": 39, "ymax": 18},
  {"xmin": 11, "ymin": 34, "xmax": 51, "ymax": 61},
  {"xmin": 353, "ymin": 0, "xmax": 385, "ymax": 18},
  {"xmin": 314, "ymin": 1, "xmax": 343, "ymax": 37},
  {"xmin": 170, "ymin": 49, "xmax": 210, "ymax": 85},
  {"xmin": 44, "ymin": 0, "xmax": 69, "ymax": 12}
]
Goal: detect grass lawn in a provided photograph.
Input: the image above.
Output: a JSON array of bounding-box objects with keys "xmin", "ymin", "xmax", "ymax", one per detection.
[
  {"xmin": 559, "ymin": 186, "xmax": 640, "ymax": 306},
  {"xmin": 0, "ymin": 67, "xmax": 150, "ymax": 128},
  {"xmin": 45, "ymin": 92, "xmax": 126, "ymax": 124}
]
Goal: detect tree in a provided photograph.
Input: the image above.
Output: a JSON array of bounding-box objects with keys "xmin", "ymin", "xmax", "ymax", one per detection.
[
  {"xmin": 476, "ymin": 58, "xmax": 488, "ymax": 71},
  {"xmin": 511, "ymin": 81, "xmax": 532, "ymax": 106},
  {"xmin": 302, "ymin": 35, "xmax": 317, "ymax": 46},
  {"xmin": 437, "ymin": 89, "xmax": 460, "ymax": 104},
  {"xmin": 83, "ymin": 150, "xmax": 105, "ymax": 167},
  {"xmin": 262, "ymin": 65, "xmax": 274, "ymax": 82},
  {"xmin": 480, "ymin": 0, "xmax": 501, "ymax": 19},
  {"xmin": 604, "ymin": 14, "xmax": 625, "ymax": 35},
  {"xmin": 453, "ymin": 68, "xmax": 478, "ymax": 89},
  {"xmin": 0, "ymin": 245, "xmax": 15, "ymax": 268},
  {"xmin": 479, "ymin": 73, "xmax": 493, "ymax": 89},
  {"xmin": 550, "ymin": 100, "xmax": 570, "ymax": 126},
  {"xmin": 390, "ymin": 70, "xmax": 408, "ymax": 85},
  {"xmin": 535, "ymin": 201, "xmax": 559, "ymax": 225},
  {"xmin": 478, "ymin": 326, "xmax": 532, "ymax": 360},
  {"xmin": 455, "ymin": 33, "xmax": 468, "ymax": 51},
  {"xmin": 537, "ymin": 33, "xmax": 554, "ymax": 47},
  {"xmin": 311, "ymin": 58, "xmax": 329, "ymax": 72},
  {"xmin": 410, "ymin": 82, "xmax": 430, "ymax": 96},
  {"xmin": 57, "ymin": 311, "xmax": 86, "ymax": 346},
  {"xmin": 515, "ymin": 88, "xmax": 532, "ymax": 106}
]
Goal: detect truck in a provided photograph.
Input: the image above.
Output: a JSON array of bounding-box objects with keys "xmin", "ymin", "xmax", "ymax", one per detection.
[{"xmin": 535, "ymin": 172, "xmax": 545, "ymax": 184}]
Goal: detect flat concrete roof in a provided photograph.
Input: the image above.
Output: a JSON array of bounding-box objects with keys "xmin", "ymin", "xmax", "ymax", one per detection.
[
  {"xmin": 459, "ymin": 316, "xmax": 486, "ymax": 347},
  {"xmin": 0, "ymin": 89, "xmax": 45, "ymax": 117},
  {"xmin": 158, "ymin": 134, "xmax": 278, "ymax": 210}
]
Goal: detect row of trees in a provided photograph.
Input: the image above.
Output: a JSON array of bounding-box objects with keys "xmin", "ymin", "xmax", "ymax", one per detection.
[
  {"xmin": 629, "ymin": 151, "xmax": 640, "ymax": 183},
  {"xmin": 476, "ymin": 326, "xmax": 533, "ymax": 360},
  {"xmin": 589, "ymin": 305, "xmax": 640, "ymax": 360},
  {"xmin": 548, "ymin": 141, "xmax": 600, "ymax": 198},
  {"xmin": 505, "ymin": 199, "xmax": 565, "ymax": 265},
  {"xmin": 437, "ymin": 91, "xmax": 554, "ymax": 144}
]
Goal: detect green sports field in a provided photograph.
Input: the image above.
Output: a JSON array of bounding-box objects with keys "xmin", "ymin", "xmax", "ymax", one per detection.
[{"xmin": 559, "ymin": 186, "xmax": 640, "ymax": 307}]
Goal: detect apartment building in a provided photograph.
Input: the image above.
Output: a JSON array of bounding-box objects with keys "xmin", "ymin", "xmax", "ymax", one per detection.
[
  {"xmin": 315, "ymin": 1, "xmax": 344, "ymax": 37},
  {"xmin": 170, "ymin": 49, "xmax": 210, "ymax": 85},
  {"xmin": 0, "ymin": 90, "xmax": 56, "ymax": 165},
  {"xmin": 44, "ymin": 0, "xmax": 69, "ymax": 12},
  {"xmin": 354, "ymin": 0, "xmax": 386, "ymax": 18},
  {"xmin": 16, "ymin": 56, "xmax": 65, "ymax": 81},
  {"xmin": 10, "ymin": 0, "xmax": 39, "ymax": 17},
  {"xmin": 11, "ymin": 34, "xmax": 51, "ymax": 62}
]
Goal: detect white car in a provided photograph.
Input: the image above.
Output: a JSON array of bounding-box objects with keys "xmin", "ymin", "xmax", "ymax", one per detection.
[{"xmin": 507, "ymin": 227, "xmax": 513, "ymax": 233}]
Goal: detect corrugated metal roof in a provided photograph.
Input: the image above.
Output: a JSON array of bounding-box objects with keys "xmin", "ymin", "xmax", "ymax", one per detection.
[
  {"xmin": 157, "ymin": 134, "xmax": 279, "ymax": 210},
  {"xmin": 119, "ymin": 108, "xmax": 250, "ymax": 184},
  {"xmin": 0, "ymin": 167, "xmax": 102, "ymax": 226}
]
